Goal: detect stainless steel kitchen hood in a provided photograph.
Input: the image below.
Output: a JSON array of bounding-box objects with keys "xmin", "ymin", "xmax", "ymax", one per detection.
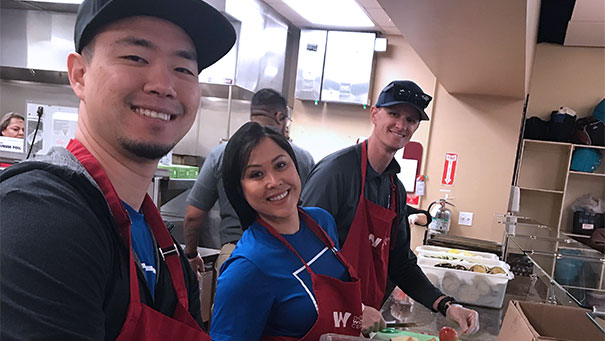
[
  {"xmin": 199, "ymin": 82, "xmax": 254, "ymax": 101},
  {"xmin": 0, "ymin": 66, "xmax": 70, "ymax": 85},
  {"xmin": 0, "ymin": 0, "xmax": 78, "ymax": 13},
  {"xmin": 0, "ymin": 65, "xmax": 254, "ymax": 100}
]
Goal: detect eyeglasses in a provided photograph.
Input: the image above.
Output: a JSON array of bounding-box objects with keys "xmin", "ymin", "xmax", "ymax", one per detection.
[
  {"xmin": 383, "ymin": 84, "xmax": 432, "ymax": 109},
  {"xmin": 250, "ymin": 110, "xmax": 291, "ymax": 125}
]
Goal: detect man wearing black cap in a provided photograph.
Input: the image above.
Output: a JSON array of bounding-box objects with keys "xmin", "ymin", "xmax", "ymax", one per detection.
[
  {"xmin": 0, "ymin": 0, "xmax": 235, "ymax": 339},
  {"xmin": 301, "ymin": 80, "xmax": 480, "ymax": 335}
]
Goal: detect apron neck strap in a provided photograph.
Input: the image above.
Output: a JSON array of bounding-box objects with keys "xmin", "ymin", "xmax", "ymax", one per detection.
[
  {"xmin": 258, "ymin": 208, "xmax": 356, "ymax": 278},
  {"xmin": 66, "ymin": 139, "xmax": 189, "ymax": 309},
  {"xmin": 360, "ymin": 140, "xmax": 368, "ymax": 194}
]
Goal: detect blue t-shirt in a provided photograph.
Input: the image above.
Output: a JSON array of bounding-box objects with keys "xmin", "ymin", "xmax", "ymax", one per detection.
[
  {"xmin": 210, "ymin": 207, "xmax": 350, "ymax": 340},
  {"xmin": 123, "ymin": 201, "xmax": 156, "ymax": 298}
]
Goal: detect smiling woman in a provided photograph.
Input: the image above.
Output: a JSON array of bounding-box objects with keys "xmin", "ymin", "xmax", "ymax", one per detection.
[{"xmin": 210, "ymin": 122, "xmax": 370, "ymax": 340}]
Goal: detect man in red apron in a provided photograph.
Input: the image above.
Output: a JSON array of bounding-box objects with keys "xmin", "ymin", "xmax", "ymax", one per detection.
[
  {"xmin": 0, "ymin": 0, "xmax": 235, "ymax": 339},
  {"xmin": 301, "ymin": 80, "xmax": 480, "ymax": 335}
]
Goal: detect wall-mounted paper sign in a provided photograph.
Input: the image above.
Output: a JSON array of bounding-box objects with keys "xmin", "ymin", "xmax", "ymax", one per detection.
[
  {"xmin": 0, "ymin": 136, "xmax": 24, "ymax": 153},
  {"xmin": 397, "ymin": 141, "xmax": 423, "ymax": 193},
  {"xmin": 441, "ymin": 152, "xmax": 458, "ymax": 186}
]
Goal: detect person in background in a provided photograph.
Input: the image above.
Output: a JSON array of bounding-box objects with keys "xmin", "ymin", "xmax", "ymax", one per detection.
[
  {"xmin": 301, "ymin": 80, "xmax": 480, "ymax": 335},
  {"xmin": 184, "ymin": 88, "xmax": 314, "ymax": 276},
  {"xmin": 0, "ymin": 113, "xmax": 25, "ymax": 138},
  {"xmin": 407, "ymin": 204, "xmax": 431, "ymax": 227},
  {"xmin": 0, "ymin": 0, "xmax": 235, "ymax": 339},
  {"xmin": 211, "ymin": 122, "xmax": 383, "ymax": 339}
]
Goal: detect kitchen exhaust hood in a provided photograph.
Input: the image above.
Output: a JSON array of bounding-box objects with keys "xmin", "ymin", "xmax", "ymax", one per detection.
[{"xmin": 0, "ymin": 1, "xmax": 254, "ymax": 100}]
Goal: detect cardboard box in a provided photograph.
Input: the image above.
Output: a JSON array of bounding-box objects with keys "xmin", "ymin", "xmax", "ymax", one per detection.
[
  {"xmin": 199, "ymin": 268, "xmax": 216, "ymax": 323},
  {"xmin": 498, "ymin": 300, "xmax": 604, "ymax": 340}
]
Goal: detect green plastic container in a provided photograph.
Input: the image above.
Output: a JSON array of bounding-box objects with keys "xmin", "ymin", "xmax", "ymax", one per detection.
[{"xmin": 373, "ymin": 328, "xmax": 439, "ymax": 340}]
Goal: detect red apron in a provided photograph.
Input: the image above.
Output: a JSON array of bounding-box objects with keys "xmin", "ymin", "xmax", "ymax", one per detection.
[
  {"xmin": 341, "ymin": 140, "xmax": 397, "ymax": 309},
  {"xmin": 67, "ymin": 140, "xmax": 209, "ymax": 341},
  {"xmin": 258, "ymin": 208, "xmax": 363, "ymax": 341}
]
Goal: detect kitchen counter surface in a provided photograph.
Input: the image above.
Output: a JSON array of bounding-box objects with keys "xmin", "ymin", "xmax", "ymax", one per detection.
[{"xmin": 379, "ymin": 275, "xmax": 559, "ymax": 340}]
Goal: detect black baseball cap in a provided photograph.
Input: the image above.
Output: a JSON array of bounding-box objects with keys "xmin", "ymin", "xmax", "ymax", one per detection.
[
  {"xmin": 74, "ymin": 0, "xmax": 237, "ymax": 73},
  {"xmin": 375, "ymin": 80, "xmax": 432, "ymax": 120}
]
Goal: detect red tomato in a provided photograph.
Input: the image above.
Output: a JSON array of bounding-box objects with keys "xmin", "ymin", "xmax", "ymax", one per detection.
[{"xmin": 439, "ymin": 326, "xmax": 458, "ymax": 341}]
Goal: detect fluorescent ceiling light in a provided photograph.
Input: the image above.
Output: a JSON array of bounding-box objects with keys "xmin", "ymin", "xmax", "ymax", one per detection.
[
  {"xmin": 22, "ymin": 0, "xmax": 83, "ymax": 4},
  {"xmin": 283, "ymin": 0, "xmax": 375, "ymax": 27}
]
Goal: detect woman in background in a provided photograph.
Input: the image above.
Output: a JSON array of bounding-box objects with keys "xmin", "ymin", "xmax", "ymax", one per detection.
[
  {"xmin": 0, "ymin": 113, "xmax": 25, "ymax": 138},
  {"xmin": 210, "ymin": 122, "xmax": 383, "ymax": 340}
]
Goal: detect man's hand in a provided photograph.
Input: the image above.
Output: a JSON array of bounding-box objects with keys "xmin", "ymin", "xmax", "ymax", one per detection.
[
  {"xmin": 188, "ymin": 254, "xmax": 205, "ymax": 282},
  {"xmin": 361, "ymin": 305, "xmax": 386, "ymax": 336},
  {"xmin": 408, "ymin": 214, "xmax": 419, "ymax": 226},
  {"xmin": 445, "ymin": 304, "xmax": 479, "ymax": 335}
]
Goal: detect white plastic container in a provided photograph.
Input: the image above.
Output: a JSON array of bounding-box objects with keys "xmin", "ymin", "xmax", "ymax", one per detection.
[
  {"xmin": 417, "ymin": 249, "xmax": 506, "ymax": 267},
  {"xmin": 418, "ymin": 255, "xmax": 513, "ymax": 309},
  {"xmin": 415, "ymin": 245, "xmax": 499, "ymax": 260}
]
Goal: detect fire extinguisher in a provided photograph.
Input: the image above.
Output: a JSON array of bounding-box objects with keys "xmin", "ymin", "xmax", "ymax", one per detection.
[{"xmin": 428, "ymin": 198, "xmax": 454, "ymax": 234}]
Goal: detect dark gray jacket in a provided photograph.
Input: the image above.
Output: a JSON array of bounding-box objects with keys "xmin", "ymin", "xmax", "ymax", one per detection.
[{"xmin": 0, "ymin": 147, "xmax": 201, "ymax": 340}]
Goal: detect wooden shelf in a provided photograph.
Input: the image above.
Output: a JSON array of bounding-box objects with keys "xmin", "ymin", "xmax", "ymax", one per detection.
[
  {"xmin": 523, "ymin": 139, "xmax": 573, "ymax": 147},
  {"xmin": 519, "ymin": 186, "xmax": 564, "ymax": 194},
  {"xmin": 569, "ymin": 171, "xmax": 605, "ymax": 177},
  {"xmin": 572, "ymin": 143, "xmax": 605, "ymax": 151},
  {"xmin": 524, "ymin": 139, "xmax": 605, "ymax": 151}
]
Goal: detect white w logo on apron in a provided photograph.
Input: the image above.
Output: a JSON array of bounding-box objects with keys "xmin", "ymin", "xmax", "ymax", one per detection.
[
  {"xmin": 368, "ymin": 234, "xmax": 382, "ymax": 248},
  {"xmin": 333, "ymin": 312, "xmax": 352, "ymax": 328}
]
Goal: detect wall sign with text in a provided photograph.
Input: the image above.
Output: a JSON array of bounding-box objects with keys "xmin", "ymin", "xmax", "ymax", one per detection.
[{"xmin": 441, "ymin": 153, "xmax": 458, "ymax": 186}]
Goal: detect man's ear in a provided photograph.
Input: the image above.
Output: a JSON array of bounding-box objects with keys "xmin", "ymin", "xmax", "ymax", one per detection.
[
  {"xmin": 67, "ymin": 52, "xmax": 87, "ymax": 101},
  {"xmin": 276, "ymin": 112, "xmax": 286, "ymax": 122},
  {"xmin": 370, "ymin": 106, "xmax": 379, "ymax": 125}
]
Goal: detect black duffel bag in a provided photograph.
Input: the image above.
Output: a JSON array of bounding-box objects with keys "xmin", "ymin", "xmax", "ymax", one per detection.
[
  {"xmin": 524, "ymin": 116, "xmax": 549, "ymax": 140},
  {"xmin": 549, "ymin": 110, "xmax": 576, "ymax": 142},
  {"xmin": 572, "ymin": 116, "xmax": 605, "ymax": 146}
]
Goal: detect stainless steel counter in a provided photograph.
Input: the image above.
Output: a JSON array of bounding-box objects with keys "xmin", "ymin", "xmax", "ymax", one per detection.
[{"xmin": 379, "ymin": 274, "xmax": 551, "ymax": 340}]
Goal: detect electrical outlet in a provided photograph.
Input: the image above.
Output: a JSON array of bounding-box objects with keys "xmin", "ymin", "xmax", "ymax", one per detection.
[{"xmin": 459, "ymin": 212, "xmax": 473, "ymax": 226}]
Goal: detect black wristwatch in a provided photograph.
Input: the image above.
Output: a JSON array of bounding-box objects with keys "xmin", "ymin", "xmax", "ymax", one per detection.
[{"xmin": 437, "ymin": 296, "xmax": 458, "ymax": 316}]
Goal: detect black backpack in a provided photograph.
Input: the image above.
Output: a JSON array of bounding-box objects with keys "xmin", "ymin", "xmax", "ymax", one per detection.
[
  {"xmin": 548, "ymin": 111, "xmax": 576, "ymax": 142},
  {"xmin": 572, "ymin": 117, "xmax": 605, "ymax": 146}
]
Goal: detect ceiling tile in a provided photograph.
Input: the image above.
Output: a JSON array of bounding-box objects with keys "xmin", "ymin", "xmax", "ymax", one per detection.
[
  {"xmin": 565, "ymin": 21, "xmax": 605, "ymax": 47},
  {"xmin": 570, "ymin": 0, "xmax": 605, "ymax": 22}
]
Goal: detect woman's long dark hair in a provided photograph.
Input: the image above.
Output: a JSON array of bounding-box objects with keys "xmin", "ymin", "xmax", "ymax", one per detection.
[{"xmin": 222, "ymin": 122, "xmax": 300, "ymax": 229}]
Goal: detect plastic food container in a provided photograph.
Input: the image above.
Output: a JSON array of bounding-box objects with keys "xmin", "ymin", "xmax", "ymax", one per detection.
[
  {"xmin": 373, "ymin": 328, "xmax": 438, "ymax": 340},
  {"xmin": 418, "ymin": 254, "xmax": 513, "ymax": 309},
  {"xmin": 415, "ymin": 245, "xmax": 499, "ymax": 260},
  {"xmin": 319, "ymin": 334, "xmax": 367, "ymax": 341}
]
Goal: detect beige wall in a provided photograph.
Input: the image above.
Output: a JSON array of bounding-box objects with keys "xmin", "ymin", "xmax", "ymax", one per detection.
[
  {"xmin": 526, "ymin": 43, "xmax": 605, "ymax": 118},
  {"xmin": 423, "ymin": 89, "xmax": 524, "ymax": 242}
]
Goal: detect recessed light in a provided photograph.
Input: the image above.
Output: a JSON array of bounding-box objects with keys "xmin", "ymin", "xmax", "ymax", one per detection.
[{"xmin": 283, "ymin": 0, "xmax": 375, "ymax": 27}]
